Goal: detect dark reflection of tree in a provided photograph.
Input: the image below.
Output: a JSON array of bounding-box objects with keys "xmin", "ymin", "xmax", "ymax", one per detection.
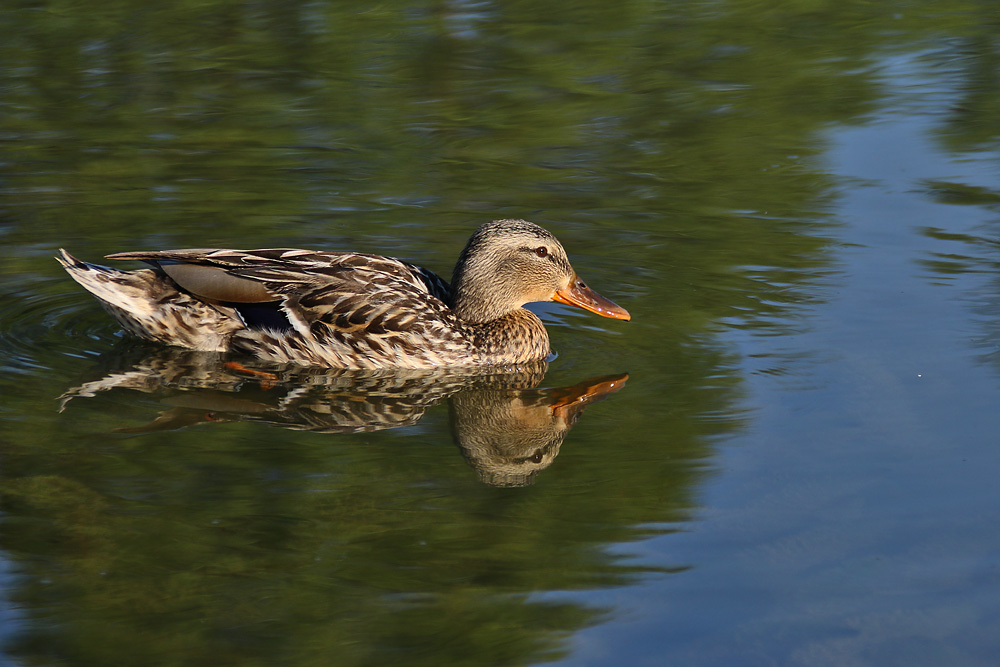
[
  {"xmin": 917, "ymin": 10, "xmax": 1000, "ymax": 364},
  {"xmin": 929, "ymin": 7, "xmax": 1000, "ymax": 154}
]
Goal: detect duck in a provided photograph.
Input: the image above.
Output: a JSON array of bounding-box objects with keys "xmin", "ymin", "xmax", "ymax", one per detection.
[{"xmin": 57, "ymin": 219, "xmax": 630, "ymax": 369}]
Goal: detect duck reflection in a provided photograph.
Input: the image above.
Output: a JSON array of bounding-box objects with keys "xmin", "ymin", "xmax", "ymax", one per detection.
[
  {"xmin": 450, "ymin": 375, "xmax": 628, "ymax": 487},
  {"xmin": 60, "ymin": 345, "xmax": 627, "ymax": 486}
]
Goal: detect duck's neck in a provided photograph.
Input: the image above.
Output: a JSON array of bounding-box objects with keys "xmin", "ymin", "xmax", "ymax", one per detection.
[
  {"xmin": 449, "ymin": 244, "xmax": 529, "ymax": 325},
  {"xmin": 450, "ymin": 272, "xmax": 510, "ymax": 325},
  {"xmin": 449, "ymin": 253, "xmax": 550, "ymax": 364},
  {"xmin": 464, "ymin": 309, "xmax": 551, "ymax": 365}
]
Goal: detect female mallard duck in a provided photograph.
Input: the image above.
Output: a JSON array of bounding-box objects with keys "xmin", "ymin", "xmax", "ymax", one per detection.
[{"xmin": 58, "ymin": 219, "xmax": 630, "ymax": 369}]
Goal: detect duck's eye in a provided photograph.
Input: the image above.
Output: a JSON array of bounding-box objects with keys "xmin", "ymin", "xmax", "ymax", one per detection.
[{"xmin": 534, "ymin": 246, "xmax": 548, "ymax": 258}]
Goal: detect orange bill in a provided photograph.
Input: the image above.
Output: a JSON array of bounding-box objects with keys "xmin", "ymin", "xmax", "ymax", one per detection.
[{"xmin": 553, "ymin": 275, "xmax": 631, "ymax": 321}]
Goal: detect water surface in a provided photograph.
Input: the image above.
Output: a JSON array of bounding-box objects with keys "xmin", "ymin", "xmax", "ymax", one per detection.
[{"xmin": 2, "ymin": 2, "xmax": 999, "ymax": 665}]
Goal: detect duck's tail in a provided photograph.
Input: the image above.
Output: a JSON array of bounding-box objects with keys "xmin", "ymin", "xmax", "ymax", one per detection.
[{"xmin": 57, "ymin": 249, "xmax": 243, "ymax": 351}]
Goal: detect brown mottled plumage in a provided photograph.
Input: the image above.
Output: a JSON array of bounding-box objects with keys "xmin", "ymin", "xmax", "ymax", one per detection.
[{"xmin": 58, "ymin": 219, "xmax": 630, "ymax": 369}]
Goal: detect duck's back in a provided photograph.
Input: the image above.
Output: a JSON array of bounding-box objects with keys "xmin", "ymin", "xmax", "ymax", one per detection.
[
  {"xmin": 225, "ymin": 251, "xmax": 479, "ymax": 369},
  {"xmin": 62, "ymin": 247, "xmax": 479, "ymax": 368},
  {"xmin": 108, "ymin": 248, "xmax": 480, "ymax": 369}
]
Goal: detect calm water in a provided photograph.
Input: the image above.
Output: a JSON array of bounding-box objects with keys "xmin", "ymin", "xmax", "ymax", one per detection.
[{"xmin": 2, "ymin": 2, "xmax": 999, "ymax": 665}]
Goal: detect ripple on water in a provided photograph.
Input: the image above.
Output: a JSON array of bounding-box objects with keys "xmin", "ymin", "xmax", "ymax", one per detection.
[{"xmin": 0, "ymin": 280, "xmax": 122, "ymax": 376}]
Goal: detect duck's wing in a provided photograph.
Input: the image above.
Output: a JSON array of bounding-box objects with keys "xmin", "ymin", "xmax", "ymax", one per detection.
[
  {"xmin": 108, "ymin": 248, "xmax": 468, "ymax": 368},
  {"xmin": 106, "ymin": 248, "xmax": 453, "ymax": 304},
  {"xmin": 240, "ymin": 257, "xmax": 473, "ymax": 369}
]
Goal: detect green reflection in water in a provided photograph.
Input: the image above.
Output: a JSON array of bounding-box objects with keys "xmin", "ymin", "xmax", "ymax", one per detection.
[{"xmin": 3, "ymin": 0, "xmax": 993, "ymax": 664}]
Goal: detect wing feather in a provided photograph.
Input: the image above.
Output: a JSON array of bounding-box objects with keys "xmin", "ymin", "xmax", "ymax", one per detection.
[{"xmin": 106, "ymin": 247, "xmax": 470, "ymax": 368}]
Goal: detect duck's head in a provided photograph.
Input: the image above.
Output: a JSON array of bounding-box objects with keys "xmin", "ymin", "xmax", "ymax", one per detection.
[{"xmin": 450, "ymin": 219, "xmax": 631, "ymax": 324}]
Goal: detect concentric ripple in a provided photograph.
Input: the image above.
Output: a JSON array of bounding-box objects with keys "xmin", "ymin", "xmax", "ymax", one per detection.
[{"xmin": 0, "ymin": 276, "xmax": 122, "ymax": 377}]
